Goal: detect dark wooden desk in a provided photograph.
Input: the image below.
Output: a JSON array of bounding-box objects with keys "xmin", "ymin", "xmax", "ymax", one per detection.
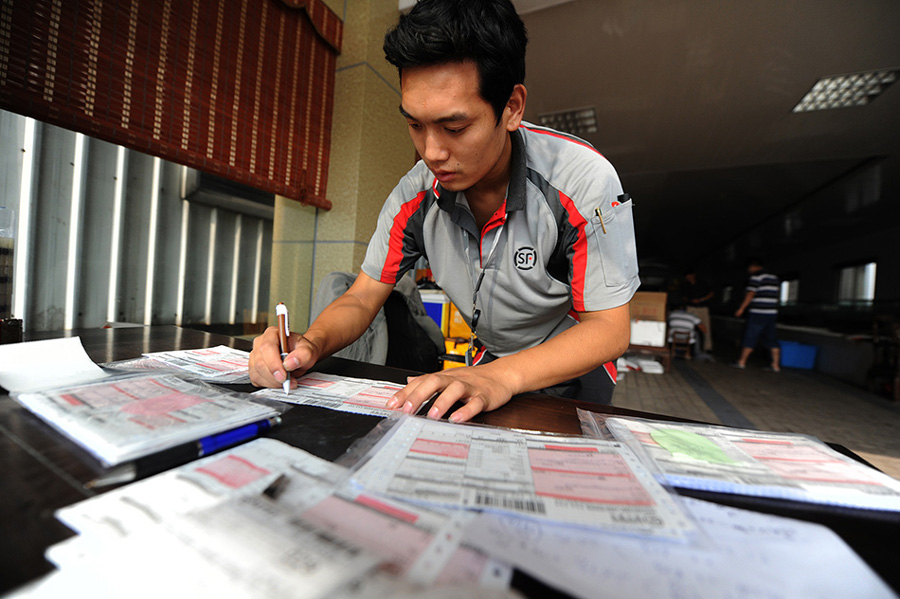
[{"xmin": 2, "ymin": 326, "xmax": 899, "ymax": 596}]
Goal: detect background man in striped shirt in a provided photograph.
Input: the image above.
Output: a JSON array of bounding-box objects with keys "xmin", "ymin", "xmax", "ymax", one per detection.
[{"xmin": 733, "ymin": 258, "xmax": 781, "ymax": 371}]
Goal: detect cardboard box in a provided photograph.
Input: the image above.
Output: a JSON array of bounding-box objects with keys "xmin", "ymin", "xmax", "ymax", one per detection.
[
  {"xmin": 629, "ymin": 291, "xmax": 667, "ymax": 322},
  {"xmin": 628, "ymin": 292, "xmax": 668, "ymax": 347},
  {"xmin": 630, "ymin": 320, "xmax": 667, "ymax": 347}
]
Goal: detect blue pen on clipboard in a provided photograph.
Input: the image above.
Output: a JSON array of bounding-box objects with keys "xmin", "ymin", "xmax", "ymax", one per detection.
[{"xmin": 85, "ymin": 416, "xmax": 282, "ymax": 489}]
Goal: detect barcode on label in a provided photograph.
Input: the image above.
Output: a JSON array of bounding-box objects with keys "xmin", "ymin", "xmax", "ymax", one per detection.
[{"xmin": 474, "ymin": 493, "xmax": 547, "ymax": 514}]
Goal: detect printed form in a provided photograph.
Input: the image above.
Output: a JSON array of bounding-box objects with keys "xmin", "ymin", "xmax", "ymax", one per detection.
[
  {"xmin": 463, "ymin": 496, "xmax": 897, "ymax": 599},
  {"xmin": 254, "ymin": 371, "xmax": 406, "ymax": 417},
  {"xmin": 582, "ymin": 412, "xmax": 900, "ymax": 511},
  {"xmin": 55, "ymin": 438, "xmax": 511, "ymax": 592},
  {"xmin": 351, "ymin": 417, "xmax": 696, "ymax": 540},
  {"xmin": 282, "ymin": 475, "xmax": 511, "ymax": 588},
  {"xmin": 44, "ymin": 494, "xmax": 381, "ymax": 599},
  {"xmin": 15, "ymin": 373, "xmax": 277, "ymax": 465},
  {"xmin": 138, "ymin": 345, "xmax": 252, "ymax": 382}
]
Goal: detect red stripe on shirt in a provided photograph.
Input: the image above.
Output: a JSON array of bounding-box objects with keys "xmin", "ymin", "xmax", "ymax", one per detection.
[
  {"xmin": 557, "ymin": 190, "xmax": 588, "ymax": 311},
  {"xmin": 520, "ymin": 125, "xmax": 603, "ymax": 156},
  {"xmin": 603, "ymin": 360, "xmax": 617, "ymax": 384},
  {"xmin": 381, "ymin": 190, "xmax": 426, "ymax": 283},
  {"xmin": 479, "ymin": 200, "xmax": 508, "ymax": 264}
]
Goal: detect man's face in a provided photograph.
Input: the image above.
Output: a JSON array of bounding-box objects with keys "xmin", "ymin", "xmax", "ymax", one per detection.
[{"xmin": 399, "ymin": 61, "xmax": 520, "ymax": 193}]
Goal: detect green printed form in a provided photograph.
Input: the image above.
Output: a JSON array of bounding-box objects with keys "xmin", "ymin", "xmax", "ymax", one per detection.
[{"xmin": 650, "ymin": 429, "xmax": 736, "ymax": 465}]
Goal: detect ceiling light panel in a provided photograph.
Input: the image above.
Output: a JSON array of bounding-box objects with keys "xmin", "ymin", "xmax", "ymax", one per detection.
[{"xmin": 792, "ymin": 68, "xmax": 898, "ymax": 112}]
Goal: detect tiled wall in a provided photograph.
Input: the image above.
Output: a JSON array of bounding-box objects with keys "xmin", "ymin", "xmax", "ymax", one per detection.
[{"xmin": 270, "ymin": 0, "xmax": 414, "ymax": 331}]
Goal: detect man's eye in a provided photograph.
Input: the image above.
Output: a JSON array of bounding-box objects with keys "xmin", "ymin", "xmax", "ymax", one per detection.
[{"xmin": 446, "ymin": 127, "xmax": 466, "ymax": 135}]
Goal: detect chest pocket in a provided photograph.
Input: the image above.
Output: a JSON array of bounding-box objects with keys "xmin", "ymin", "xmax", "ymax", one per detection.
[{"xmin": 589, "ymin": 197, "xmax": 638, "ymax": 287}]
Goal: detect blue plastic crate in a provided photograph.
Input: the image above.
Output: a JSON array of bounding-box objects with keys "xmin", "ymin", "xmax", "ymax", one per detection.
[
  {"xmin": 420, "ymin": 292, "xmax": 450, "ymax": 336},
  {"xmin": 779, "ymin": 340, "xmax": 818, "ymax": 370}
]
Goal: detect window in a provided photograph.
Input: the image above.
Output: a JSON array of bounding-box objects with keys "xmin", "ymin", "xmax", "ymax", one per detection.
[
  {"xmin": 838, "ymin": 262, "xmax": 877, "ymax": 304},
  {"xmin": 780, "ymin": 279, "xmax": 799, "ymax": 305}
]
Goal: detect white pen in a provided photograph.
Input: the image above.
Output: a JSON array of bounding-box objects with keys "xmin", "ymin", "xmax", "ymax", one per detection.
[{"xmin": 276, "ymin": 302, "xmax": 291, "ymax": 395}]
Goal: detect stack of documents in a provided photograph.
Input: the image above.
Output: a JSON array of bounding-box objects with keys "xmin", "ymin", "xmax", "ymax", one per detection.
[
  {"xmin": 13, "ymin": 434, "xmax": 892, "ymax": 599},
  {"xmin": 5, "ymin": 353, "xmax": 899, "ymax": 599},
  {"xmin": 0, "ymin": 337, "xmax": 277, "ymax": 466},
  {"xmin": 580, "ymin": 411, "xmax": 900, "ymax": 511},
  {"xmin": 340, "ymin": 415, "xmax": 896, "ymax": 599},
  {"xmin": 15, "ymin": 439, "xmax": 517, "ymax": 599}
]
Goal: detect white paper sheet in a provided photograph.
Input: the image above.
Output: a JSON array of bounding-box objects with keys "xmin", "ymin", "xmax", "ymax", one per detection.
[
  {"xmin": 56, "ymin": 438, "xmax": 318, "ymax": 537},
  {"xmin": 463, "ymin": 496, "xmax": 897, "ymax": 599},
  {"xmin": 50, "ymin": 494, "xmax": 381, "ymax": 599},
  {"xmin": 0, "ymin": 336, "xmax": 107, "ymax": 393}
]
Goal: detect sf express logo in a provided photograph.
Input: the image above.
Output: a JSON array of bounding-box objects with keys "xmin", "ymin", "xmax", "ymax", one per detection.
[{"xmin": 514, "ymin": 246, "xmax": 536, "ymax": 271}]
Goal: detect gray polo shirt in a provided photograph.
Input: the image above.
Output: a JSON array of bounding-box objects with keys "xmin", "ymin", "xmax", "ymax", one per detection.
[{"xmin": 362, "ymin": 122, "xmax": 640, "ymax": 358}]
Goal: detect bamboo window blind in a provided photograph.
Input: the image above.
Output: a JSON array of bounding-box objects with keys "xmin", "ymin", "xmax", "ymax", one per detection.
[{"xmin": 0, "ymin": 0, "xmax": 342, "ymax": 209}]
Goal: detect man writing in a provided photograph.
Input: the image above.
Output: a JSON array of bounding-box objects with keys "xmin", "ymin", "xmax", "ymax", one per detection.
[{"xmin": 249, "ymin": 0, "xmax": 639, "ymax": 422}]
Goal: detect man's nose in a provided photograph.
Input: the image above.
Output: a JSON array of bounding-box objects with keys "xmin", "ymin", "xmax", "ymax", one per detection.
[{"xmin": 423, "ymin": 132, "xmax": 449, "ymax": 162}]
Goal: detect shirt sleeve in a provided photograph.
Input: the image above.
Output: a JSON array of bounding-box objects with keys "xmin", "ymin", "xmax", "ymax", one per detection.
[
  {"xmin": 571, "ymin": 154, "xmax": 641, "ymax": 312},
  {"xmin": 361, "ymin": 163, "xmax": 432, "ymax": 285},
  {"xmin": 746, "ymin": 275, "xmax": 760, "ymax": 293}
]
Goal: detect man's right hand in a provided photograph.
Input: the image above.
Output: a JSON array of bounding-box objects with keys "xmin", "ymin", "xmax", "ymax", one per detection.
[
  {"xmin": 248, "ymin": 271, "xmax": 394, "ymax": 389},
  {"xmin": 249, "ymin": 327, "xmax": 320, "ymax": 389}
]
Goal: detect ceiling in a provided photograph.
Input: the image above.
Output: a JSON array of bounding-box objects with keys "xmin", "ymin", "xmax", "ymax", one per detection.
[{"xmin": 517, "ymin": 0, "xmax": 900, "ymax": 271}]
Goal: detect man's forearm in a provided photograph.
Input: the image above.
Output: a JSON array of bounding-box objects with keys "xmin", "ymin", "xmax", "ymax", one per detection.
[
  {"xmin": 302, "ymin": 297, "xmax": 378, "ymax": 359},
  {"xmin": 479, "ymin": 306, "xmax": 630, "ymax": 397},
  {"xmin": 301, "ymin": 272, "xmax": 394, "ymax": 361},
  {"xmin": 736, "ymin": 291, "xmax": 754, "ymax": 314}
]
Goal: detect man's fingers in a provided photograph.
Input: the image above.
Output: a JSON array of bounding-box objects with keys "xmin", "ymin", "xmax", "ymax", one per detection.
[
  {"xmin": 448, "ymin": 397, "xmax": 486, "ymax": 423},
  {"xmin": 249, "ymin": 328, "xmax": 314, "ymax": 388},
  {"xmin": 389, "ymin": 374, "xmax": 443, "ymax": 413},
  {"xmin": 385, "ymin": 368, "xmax": 504, "ymax": 422},
  {"xmin": 386, "ymin": 375, "xmax": 422, "ymax": 409},
  {"xmin": 426, "ymin": 382, "xmax": 470, "ymax": 419},
  {"xmin": 249, "ymin": 327, "xmax": 284, "ymax": 387}
]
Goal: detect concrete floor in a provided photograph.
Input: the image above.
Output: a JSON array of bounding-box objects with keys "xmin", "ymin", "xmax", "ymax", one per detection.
[{"xmin": 613, "ymin": 355, "xmax": 900, "ymax": 480}]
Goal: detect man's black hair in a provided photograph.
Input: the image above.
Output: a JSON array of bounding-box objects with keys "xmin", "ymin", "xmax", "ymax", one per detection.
[{"xmin": 383, "ymin": 0, "xmax": 528, "ymax": 123}]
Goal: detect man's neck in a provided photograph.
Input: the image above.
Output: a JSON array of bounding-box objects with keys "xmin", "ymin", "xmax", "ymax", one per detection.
[
  {"xmin": 465, "ymin": 187, "xmax": 506, "ymax": 231},
  {"xmin": 465, "ymin": 132, "xmax": 513, "ymax": 230}
]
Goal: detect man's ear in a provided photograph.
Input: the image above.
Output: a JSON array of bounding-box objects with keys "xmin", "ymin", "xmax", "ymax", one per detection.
[{"xmin": 504, "ymin": 84, "xmax": 527, "ymax": 131}]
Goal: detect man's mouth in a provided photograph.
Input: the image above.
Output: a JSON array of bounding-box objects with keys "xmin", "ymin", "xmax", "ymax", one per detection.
[{"xmin": 433, "ymin": 170, "xmax": 456, "ymax": 183}]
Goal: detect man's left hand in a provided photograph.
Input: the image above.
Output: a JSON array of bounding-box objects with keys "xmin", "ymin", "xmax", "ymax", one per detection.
[{"xmin": 385, "ymin": 365, "xmax": 516, "ymax": 423}]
